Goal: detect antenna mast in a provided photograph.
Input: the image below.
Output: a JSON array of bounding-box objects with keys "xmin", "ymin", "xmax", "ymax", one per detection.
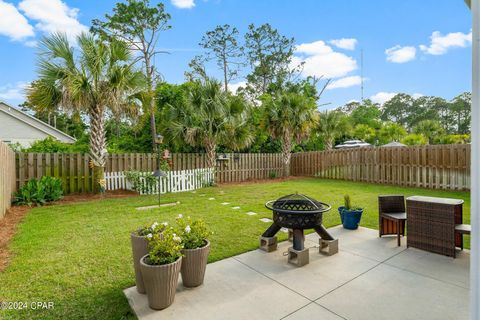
[{"xmin": 361, "ymin": 48, "xmax": 364, "ymax": 102}]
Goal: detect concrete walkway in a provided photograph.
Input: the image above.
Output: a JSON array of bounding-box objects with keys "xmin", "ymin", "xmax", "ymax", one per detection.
[{"xmin": 124, "ymin": 226, "xmax": 470, "ymax": 320}]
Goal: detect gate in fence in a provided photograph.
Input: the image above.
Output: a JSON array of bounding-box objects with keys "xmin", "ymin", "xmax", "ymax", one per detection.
[{"xmin": 105, "ymin": 168, "xmax": 215, "ymax": 195}]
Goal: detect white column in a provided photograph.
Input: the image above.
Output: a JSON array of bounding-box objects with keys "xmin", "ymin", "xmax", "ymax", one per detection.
[{"xmin": 472, "ymin": 1, "xmax": 480, "ymax": 319}]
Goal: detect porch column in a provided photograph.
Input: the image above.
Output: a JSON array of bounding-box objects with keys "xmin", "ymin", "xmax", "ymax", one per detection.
[{"xmin": 471, "ymin": 1, "xmax": 480, "ymax": 319}]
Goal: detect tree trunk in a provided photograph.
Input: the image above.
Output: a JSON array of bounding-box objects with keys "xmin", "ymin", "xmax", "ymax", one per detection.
[
  {"xmin": 89, "ymin": 106, "xmax": 106, "ymax": 193},
  {"xmin": 223, "ymin": 58, "xmax": 228, "ymax": 92},
  {"xmin": 281, "ymin": 134, "xmax": 292, "ymax": 177},
  {"xmin": 205, "ymin": 141, "xmax": 217, "ymax": 169},
  {"xmin": 145, "ymin": 56, "xmax": 157, "ymax": 152},
  {"xmin": 150, "ymin": 97, "xmax": 157, "ymax": 152}
]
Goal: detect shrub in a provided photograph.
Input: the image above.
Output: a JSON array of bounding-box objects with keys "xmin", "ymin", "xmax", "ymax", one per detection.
[
  {"xmin": 401, "ymin": 134, "xmax": 427, "ymax": 146},
  {"xmin": 14, "ymin": 176, "xmax": 63, "ymax": 206},
  {"xmin": 135, "ymin": 221, "xmax": 167, "ymax": 237},
  {"xmin": 269, "ymin": 170, "xmax": 277, "ymax": 179},
  {"xmin": 175, "ymin": 214, "xmax": 212, "ymax": 249},
  {"xmin": 343, "ymin": 194, "xmax": 361, "ymax": 210},
  {"xmin": 125, "ymin": 171, "xmax": 158, "ymax": 194},
  {"xmin": 145, "ymin": 227, "xmax": 183, "ymax": 265}
]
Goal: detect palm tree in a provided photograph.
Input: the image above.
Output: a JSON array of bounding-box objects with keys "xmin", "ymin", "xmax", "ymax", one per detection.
[
  {"xmin": 28, "ymin": 33, "xmax": 145, "ymax": 192},
  {"xmin": 262, "ymin": 91, "xmax": 317, "ymax": 175},
  {"xmin": 316, "ymin": 110, "xmax": 350, "ymax": 150},
  {"xmin": 162, "ymin": 78, "xmax": 253, "ymax": 168},
  {"xmin": 413, "ymin": 120, "xmax": 445, "ymax": 144}
]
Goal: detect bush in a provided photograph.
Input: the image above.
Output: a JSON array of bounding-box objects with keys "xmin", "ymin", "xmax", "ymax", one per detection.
[
  {"xmin": 175, "ymin": 214, "xmax": 212, "ymax": 249},
  {"xmin": 14, "ymin": 176, "xmax": 63, "ymax": 206},
  {"xmin": 401, "ymin": 134, "xmax": 427, "ymax": 146},
  {"xmin": 145, "ymin": 227, "xmax": 183, "ymax": 265}
]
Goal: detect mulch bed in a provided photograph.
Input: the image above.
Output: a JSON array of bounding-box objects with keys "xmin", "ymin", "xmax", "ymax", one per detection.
[{"xmin": 0, "ymin": 190, "xmax": 139, "ymax": 272}]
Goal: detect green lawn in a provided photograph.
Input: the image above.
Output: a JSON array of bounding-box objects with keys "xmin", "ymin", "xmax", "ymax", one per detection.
[{"xmin": 0, "ymin": 178, "xmax": 470, "ymax": 319}]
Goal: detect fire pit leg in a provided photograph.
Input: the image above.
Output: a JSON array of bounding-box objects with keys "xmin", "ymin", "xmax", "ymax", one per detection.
[
  {"xmin": 260, "ymin": 223, "xmax": 281, "ymax": 252},
  {"xmin": 314, "ymin": 225, "xmax": 335, "ymax": 241},
  {"xmin": 314, "ymin": 225, "xmax": 338, "ymax": 256},
  {"xmin": 292, "ymin": 229, "xmax": 305, "ymax": 250}
]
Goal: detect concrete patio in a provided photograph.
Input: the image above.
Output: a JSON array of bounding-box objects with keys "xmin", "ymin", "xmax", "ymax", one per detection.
[{"xmin": 124, "ymin": 226, "xmax": 470, "ymax": 320}]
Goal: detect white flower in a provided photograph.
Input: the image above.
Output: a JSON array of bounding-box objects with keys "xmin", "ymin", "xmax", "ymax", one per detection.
[
  {"xmin": 147, "ymin": 233, "xmax": 153, "ymax": 239},
  {"xmin": 172, "ymin": 233, "xmax": 182, "ymax": 242},
  {"xmin": 178, "ymin": 214, "xmax": 183, "ymax": 219},
  {"xmin": 162, "ymin": 222, "xmax": 168, "ymax": 227},
  {"xmin": 151, "ymin": 222, "xmax": 159, "ymax": 230},
  {"xmin": 185, "ymin": 225, "xmax": 191, "ymax": 233}
]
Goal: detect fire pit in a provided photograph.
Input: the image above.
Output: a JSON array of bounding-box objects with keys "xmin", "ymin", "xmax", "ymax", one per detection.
[{"xmin": 260, "ymin": 193, "xmax": 338, "ymax": 266}]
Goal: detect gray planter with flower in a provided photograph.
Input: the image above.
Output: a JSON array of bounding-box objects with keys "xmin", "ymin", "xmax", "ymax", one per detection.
[
  {"xmin": 181, "ymin": 240, "xmax": 210, "ymax": 287},
  {"xmin": 131, "ymin": 233, "xmax": 149, "ymax": 294},
  {"xmin": 140, "ymin": 255, "xmax": 182, "ymax": 310}
]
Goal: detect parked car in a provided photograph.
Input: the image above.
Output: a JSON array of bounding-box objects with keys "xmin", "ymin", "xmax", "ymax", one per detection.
[{"xmin": 335, "ymin": 139, "xmax": 372, "ymax": 149}]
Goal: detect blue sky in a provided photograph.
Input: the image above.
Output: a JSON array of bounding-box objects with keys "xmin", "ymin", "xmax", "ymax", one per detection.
[{"xmin": 0, "ymin": 0, "xmax": 472, "ymax": 109}]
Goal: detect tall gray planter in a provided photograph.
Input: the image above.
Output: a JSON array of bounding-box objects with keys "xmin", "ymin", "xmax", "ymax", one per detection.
[
  {"xmin": 181, "ymin": 240, "xmax": 210, "ymax": 287},
  {"xmin": 130, "ymin": 233, "xmax": 149, "ymax": 294},
  {"xmin": 140, "ymin": 255, "xmax": 182, "ymax": 310}
]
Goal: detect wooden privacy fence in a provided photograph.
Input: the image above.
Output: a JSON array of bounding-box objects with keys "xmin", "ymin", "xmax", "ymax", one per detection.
[
  {"xmin": 105, "ymin": 168, "xmax": 215, "ymax": 195},
  {"xmin": 291, "ymin": 145, "xmax": 470, "ymax": 190},
  {"xmin": 0, "ymin": 141, "xmax": 16, "ymax": 219},
  {"xmin": 16, "ymin": 152, "xmax": 286, "ymax": 193}
]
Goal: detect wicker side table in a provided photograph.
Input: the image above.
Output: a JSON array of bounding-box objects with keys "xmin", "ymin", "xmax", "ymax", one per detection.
[{"xmin": 406, "ymin": 196, "xmax": 463, "ymax": 258}]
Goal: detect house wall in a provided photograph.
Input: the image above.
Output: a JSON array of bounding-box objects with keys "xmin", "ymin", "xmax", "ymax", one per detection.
[{"xmin": 0, "ymin": 112, "xmax": 51, "ymax": 147}]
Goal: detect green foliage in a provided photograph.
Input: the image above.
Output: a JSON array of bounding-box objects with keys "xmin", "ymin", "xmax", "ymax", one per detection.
[
  {"xmin": 344, "ymin": 194, "xmax": 351, "ymax": 210},
  {"xmin": 269, "ymin": 170, "xmax": 277, "ymax": 179},
  {"xmin": 413, "ymin": 120, "xmax": 445, "ymax": 144},
  {"xmin": 316, "ymin": 110, "xmax": 351, "ymax": 149},
  {"xmin": 145, "ymin": 227, "xmax": 183, "ymax": 265},
  {"xmin": 125, "ymin": 171, "xmax": 165, "ymax": 194},
  {"xmin": 378, "ymin": 122, "xmax": 407, "ymax": 144},
  {"xmin": 175, "ymin": 215, "xmax": 212, "ymax": 249},
  {"xmin": 14, "ymin": 176, "xmax": 63, "ymax": 206},
  {"xmin": 23, "ymin": 137, "xmax": 89, "ymax": 153},
  {"xmin": 135, "ymin": 221, "xmax": 167, "ymax": 237},
  {"xmin": 401, "ymin": 134, "xmax": 428, "ymax": 146},
  {"xmin": 436, "ymin": 134, "xmax": 470, "ymax": 144},
  {"xmin": 353, "ymin": 124, "xmax": 376, "ymax": 144}
]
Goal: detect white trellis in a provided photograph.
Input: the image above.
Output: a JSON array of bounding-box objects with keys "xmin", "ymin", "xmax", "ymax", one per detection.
[{"xmin": 105, "ymin": 168, "xmax": 215, "ymax": 195}]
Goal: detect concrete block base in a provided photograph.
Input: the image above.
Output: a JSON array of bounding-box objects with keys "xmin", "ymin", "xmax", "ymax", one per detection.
[
  {"xmin": 319, "ymin": 238, "xmax": 339, "ymax": 256},
  {"xmin": 288, "ymin": 247, "xmax": 309, "ymax": 267},
  {"xmin": 259, "ymin": 236, "xmax": 278, "ymax": 252}
]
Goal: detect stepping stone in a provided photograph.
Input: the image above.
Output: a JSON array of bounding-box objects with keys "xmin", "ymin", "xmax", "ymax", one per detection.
[
  {"xmin": 219, "ymin": 191, "xmax": 225, "ymax": 194},
  {"xmin": 221, "ymin": 202, "xmax": 230, "ymax": 205},
  {"xmin": 259, "ymin": 218, "xmax": 273, "ymax": 223},
  {"xmin": 280, "ymin": 228, "xmax": 289, "ymax": 233},
  {"xmin": 199, "ymin": 194, "xmax": 206, "ymax": 197},
  {"xmin": 208, "ymin": 197, "xmax": 215, "ymax": 200},
  {"xmin": 135, "ymin": 202, "xmax": 180, "ymax": 210},
  {"xmin": 246, "ymin": 211, "xmax": 257, "ymax": 216},
  {"xmin": 232, "ymin": 206, "xmax": 241, "ymax": 210},
  {"xmin": 191, "ymin": 191, "xmax": 197, "ymax": 194}
]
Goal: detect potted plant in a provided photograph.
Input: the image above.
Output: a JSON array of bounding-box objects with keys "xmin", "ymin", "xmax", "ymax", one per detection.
[
  {"xmin": 140, "ymin": 228, "xmax": 183, "ymax": 310},
  {"xmin": 131, "ymin": 221, "xmax": 166, "ymax": 294},
  {"xmin": 338, "ymin": 195, "xmax": 363, "ymax": 230},
  {"xmin": 175, "ymin": 214, "xmax": 212, "ymax": 287}
]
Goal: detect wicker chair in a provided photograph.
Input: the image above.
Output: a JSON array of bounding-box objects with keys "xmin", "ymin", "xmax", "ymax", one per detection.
[{"xmin": 378, "ymin": 195, "xmax": 406, "ymax": 246}]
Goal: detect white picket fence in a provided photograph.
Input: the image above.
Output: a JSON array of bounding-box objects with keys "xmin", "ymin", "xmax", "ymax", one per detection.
[{"xmin": 105, "ymin": 168, "xmax": 215, "ymax": 195}]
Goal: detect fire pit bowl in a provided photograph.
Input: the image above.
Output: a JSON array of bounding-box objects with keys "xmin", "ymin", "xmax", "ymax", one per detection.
[
  {"xmin": 265, "ymin": 194, "xmax": 331, "ymax": 229},
  {"xmin": 260, "ymin": 193, "xmax": 338, "ymax": 266}
]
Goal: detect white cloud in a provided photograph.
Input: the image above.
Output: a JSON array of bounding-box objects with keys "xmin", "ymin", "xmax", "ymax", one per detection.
[
  {"xmin": 327, "ymin": 76, "xmax": 363, "ymax": 90},
  {"xmin": 227, "ymin": 81, "xmax": 246, "ymax": 94},
  {"xmin": 171, "ymin": 0, "xmax": 195, "ymax": 9},
  {"xmin": 18, "ymin": 0, "xmax": 88, "ymax": 41},
  {"xmin": 0, "ymin": 82, "xmax": 28, "ymax": 102},
  {"xmin": 294, "ymin": 40, "xmax": 357, "ymax": 78},
  {"xmin": 0, "ymin": 0, "xmax": 34, "ymax": 41},
  {"xmin": 385, "ymin": 45, "xmax": 416, "ymax": 63},
  {"xmin": 412, "ymin": 93, "xmax": 424, "ymax": 99},
  {"xmin": 420, "ymin": 30, "xmax": 471, "ymax": 55},
  {"xmin": 329, "ymin": 38, "xmax": 357, "ymax": 50},
  {"xmin": 370, "ymin": 92, "xmax": 397, "ymax": 105}
]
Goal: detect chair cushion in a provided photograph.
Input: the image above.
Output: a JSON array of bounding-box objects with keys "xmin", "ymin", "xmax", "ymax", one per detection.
[
  {"xmin": 381, "ymin": 212, "xmax": 407, "ymax": 220},
  {"xmin": 455, "ymin": 224, "xmax": 471, "ymax": 234}
]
